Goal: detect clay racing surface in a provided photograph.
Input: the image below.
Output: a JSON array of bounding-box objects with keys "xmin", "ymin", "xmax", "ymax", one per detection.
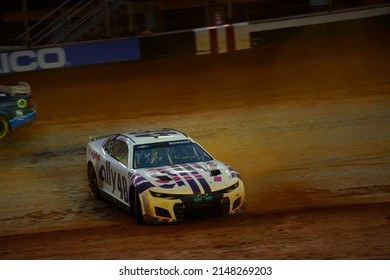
[{"xmin": 0, "ymin": 28, "xmax": 389, "ymax": 259}]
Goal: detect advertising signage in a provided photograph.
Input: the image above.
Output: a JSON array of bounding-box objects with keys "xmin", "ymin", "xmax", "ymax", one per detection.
[{"xmin": 0, "ymin": 38, "xmax": 140, "ymax": 74}]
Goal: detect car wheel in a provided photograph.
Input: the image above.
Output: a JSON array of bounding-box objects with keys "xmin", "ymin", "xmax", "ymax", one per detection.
[
  {"xmin": 88, "ymin": 164, "xmax": 101, "ymax": 199},
  {"xmin": 134, "ymin": 190, "xmax": 144, "ymax": 224},
  {"xmin": 0, "ymin": 116, "xmax": 10, "ymax": 140}
]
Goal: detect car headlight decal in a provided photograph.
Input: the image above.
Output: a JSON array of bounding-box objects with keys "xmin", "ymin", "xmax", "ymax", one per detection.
[
  {"xmin": 221, "ymin": 182, "xmax": 239, "ymax": 193},
  {"xmin": 150, "ymin": 190, "xmax": 181, "ymax": 199}
]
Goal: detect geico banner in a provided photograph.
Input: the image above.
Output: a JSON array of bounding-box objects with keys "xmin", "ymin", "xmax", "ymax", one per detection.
[
  {"xmin": 0, "ymin": 38, "xmax": 140, "ymax": 74},
  {"xmin": 0, "ymin": 48, "xmax": 66, "ymax": 73}
]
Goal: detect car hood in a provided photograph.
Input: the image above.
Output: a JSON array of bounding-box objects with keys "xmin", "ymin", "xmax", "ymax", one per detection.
[{"xmin": 133, "ymin": 161, "xmax": 239, "ymax": 194}]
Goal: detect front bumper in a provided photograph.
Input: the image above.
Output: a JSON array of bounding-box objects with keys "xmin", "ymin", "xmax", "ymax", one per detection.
[
  {"xmin": 139, "ymin": 179, "xmax": 245, "ymax": 224},
  {"xmin": 9, "ymin": 111, "xmax": 36, "ymax": 130}
]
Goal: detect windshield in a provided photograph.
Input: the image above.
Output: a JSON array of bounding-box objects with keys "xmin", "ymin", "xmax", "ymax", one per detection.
[{"xmin": 133, "ymin": 140, "xmax": 213, "ymax": 169}]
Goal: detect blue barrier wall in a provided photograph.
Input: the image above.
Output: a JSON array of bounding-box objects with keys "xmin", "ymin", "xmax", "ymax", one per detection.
[
  {"xmin": 64, "ymin": 39, "xmax": 140, "ymax": 67},
  {"xmin": 0, "ymin": 38, "xmax": 140, "ymax": 74}
]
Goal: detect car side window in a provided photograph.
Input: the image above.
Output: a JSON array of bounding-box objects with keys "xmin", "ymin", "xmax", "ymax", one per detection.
[
  {"xmin": 104, "ymin": 139, "xmax": 117, "ymax": 155},
  {"xmin": 110, "ymin": 140, "xmax": 129, "ymax": 167}
]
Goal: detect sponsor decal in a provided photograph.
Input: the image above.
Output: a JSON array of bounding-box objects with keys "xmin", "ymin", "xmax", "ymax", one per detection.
[
  {"xmin": 168, "ymin": 140, "xmax": 192, "ymax": 145},
  {"xmin": 0, "ymin": 47, "xmax": 66, "ymax": 74},
  {"xmin": 99, "ymin": 161, "xmax": 129, "ymax": 203},
  {"xmin": 87, "ymin": 147, "xmax": 101, "ymax": 161}
]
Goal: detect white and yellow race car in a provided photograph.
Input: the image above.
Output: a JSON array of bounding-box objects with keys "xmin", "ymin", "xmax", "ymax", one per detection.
[{"xmin": 86, "ymin": 129, "xmax": 245, "ymax": 224}]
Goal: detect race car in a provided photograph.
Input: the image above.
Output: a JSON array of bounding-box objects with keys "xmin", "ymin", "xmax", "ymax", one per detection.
[
  {"xmin": 0, "ymin": 81, "xmax": 36, "ymax": 140},
  {"xmin": 86, "ymin": 129, "xmax": 245, "ymax": 224}
]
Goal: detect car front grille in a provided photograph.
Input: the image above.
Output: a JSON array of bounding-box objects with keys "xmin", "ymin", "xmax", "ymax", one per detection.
[{"xmin": 173, "ymin": 196, "xmax": 231, "ymax": 221}]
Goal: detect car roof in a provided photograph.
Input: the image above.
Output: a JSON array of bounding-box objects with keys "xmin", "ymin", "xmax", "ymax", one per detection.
[{"xmin": 121, "ymin": 129, "xmax": 190, "ymax": 145}]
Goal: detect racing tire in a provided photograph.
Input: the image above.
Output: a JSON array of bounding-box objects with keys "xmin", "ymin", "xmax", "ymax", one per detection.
[
  {"xmin": 0, "ymin": 115, "xmax": 10, "ymax": 140},
  {"xmin": 88, "ymin": 164, "xmax": 101, "ymax": 199},
  {"xmin": 134, "ymin": 190, "xmax": 144, "ymax": 224}
]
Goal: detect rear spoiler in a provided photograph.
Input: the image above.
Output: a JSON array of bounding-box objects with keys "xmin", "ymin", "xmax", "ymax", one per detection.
[
  {"xmin": 0, "ymin": 81, "xmax": 31, "ymax": 96},
  {"xmin": 89, "ymin": 134, "xmax": 116, "ymax": 142}
]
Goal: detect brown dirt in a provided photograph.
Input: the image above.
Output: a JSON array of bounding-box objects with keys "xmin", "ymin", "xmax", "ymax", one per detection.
[{"xmin": 0, "ymin": 29, "xmax": 389, "ymax": 259}]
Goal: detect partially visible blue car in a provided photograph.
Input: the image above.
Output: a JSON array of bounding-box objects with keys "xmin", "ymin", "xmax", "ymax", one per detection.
[{"xmin": 0, "ymin": 81, "xmax": 36, "ymax": 139}]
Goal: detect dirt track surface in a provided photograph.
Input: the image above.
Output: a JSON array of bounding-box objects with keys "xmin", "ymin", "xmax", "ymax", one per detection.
[{"xmin": 0, "ymin": 28, "xmax": 389, "ymax": 259}]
